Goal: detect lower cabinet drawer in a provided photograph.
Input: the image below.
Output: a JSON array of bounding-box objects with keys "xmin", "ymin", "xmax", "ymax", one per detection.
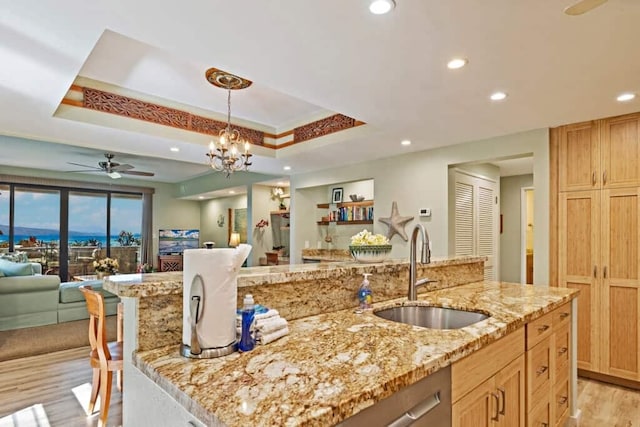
[
  {"xmin": 554, "ymin": 373, "xmax": 570, "ymax": 427},
  {"xmin": 527, "ymin": 395, "xmax": 550, "ymax": 427},
  {"xmin": 527, "ymin": 336, "xmax": 551, "ymax": 399},
  {"xmin": 554, "ymin": 323, "xmax": 570, "ymax": 378}
]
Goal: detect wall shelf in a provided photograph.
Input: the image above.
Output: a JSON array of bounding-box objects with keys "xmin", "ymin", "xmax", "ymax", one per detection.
[{"xmin": 317, "ymin": 220, "xmax": 373, "ymax": 226}]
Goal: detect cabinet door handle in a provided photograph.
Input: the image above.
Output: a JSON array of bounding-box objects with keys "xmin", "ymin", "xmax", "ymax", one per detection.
[
  {"xmin": 603, "ymin": 170, "xmax": 607, "ymax": 185},
  {"xmin": 560, "ymin": 312, "xmax": 570, "ymax": 319},
  {"xmin": 537, "ymin": 324, "xmax": 550, "ymax": 333},
  {"xmin": 498, "ymin": 387, "xmax": 506, "ymax": 415},
  {"xmin": 594, "ymin": 265, "xmax": 597, "ymax": 278},
  {"xmin": 558, "ymin": 347, "xmax": 568, "ymax": 355},
  {"xmin": 536, "ymin": 366, "xmax": 548, "ymax": 376},
  {"xmin": 541, "ymin": 423, "xmax": 549, "ymax": 427},
  {"xmin": 558, "ymin": 396, "xmax": 568, "ymax": 405},
  {"xmin": 604, "ymin": 266, "xmax": 608, "ymax": 278},
  {"xmin": 491, "ymin": 393, "xmax": 500, "ymax": 421},
  {"xmin": 592, "ymin": 171, "xmax": 596, "ymax": 185}
]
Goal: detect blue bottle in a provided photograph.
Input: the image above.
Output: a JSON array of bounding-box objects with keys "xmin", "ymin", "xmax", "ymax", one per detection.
[
  {"xmin": 357, "ymin": 273, "xmax": 373, "ymax": 310},
  {"xmin": 238, "ymin": 294, "xmax": 255, "ymax": 352}
]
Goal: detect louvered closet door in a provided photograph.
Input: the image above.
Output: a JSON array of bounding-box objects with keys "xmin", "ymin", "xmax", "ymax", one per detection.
[{"xmin": 453, "ymin": 171, "xmax": 499, "ymax": 281}]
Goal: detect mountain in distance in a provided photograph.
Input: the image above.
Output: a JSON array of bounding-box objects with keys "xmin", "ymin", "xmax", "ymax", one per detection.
[{"xmin": 0, "ymin": 224, "xmax": 101, "ymax": 237}]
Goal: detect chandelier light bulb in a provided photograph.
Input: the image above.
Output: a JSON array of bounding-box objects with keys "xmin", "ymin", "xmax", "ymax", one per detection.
[{"xmin": 208, "ymin": 141, "xmax": 215, "ymax": 151}]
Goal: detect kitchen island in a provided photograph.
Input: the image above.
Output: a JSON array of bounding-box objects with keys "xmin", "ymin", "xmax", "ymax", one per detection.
[{"xmin": 104, "ymin": 257, "xmax": 579, "ymax": 426}]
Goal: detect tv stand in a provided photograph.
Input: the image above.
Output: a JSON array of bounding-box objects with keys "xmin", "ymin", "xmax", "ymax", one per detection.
[{"xmin": 158, "ymin": 254, "xmax": 182, "ymax": 272}]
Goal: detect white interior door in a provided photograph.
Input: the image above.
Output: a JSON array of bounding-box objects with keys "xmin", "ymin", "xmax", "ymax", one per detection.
[{"xmin": 453, "ymin": 170, "xmax": 499, "ymax": 281}]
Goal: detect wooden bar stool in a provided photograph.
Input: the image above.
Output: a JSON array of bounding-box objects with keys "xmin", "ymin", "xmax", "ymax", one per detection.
[{"xmin": 79, "ymin": 285, "xmax": 123, "ymax": 427}]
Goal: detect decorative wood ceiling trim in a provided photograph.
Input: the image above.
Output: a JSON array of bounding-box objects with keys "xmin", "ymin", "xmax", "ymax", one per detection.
[
  {"xmin": 62, "ymin": 85, "xmax": 365, "ymax": 149},
  {"xmin": 293, "ymin": 114, "xmax": 364, "ymax": 143}
]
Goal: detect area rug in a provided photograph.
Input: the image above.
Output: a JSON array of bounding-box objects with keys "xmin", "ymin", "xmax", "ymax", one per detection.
[{"xmin": 0, "ymin": 316, "xmax": 117, "ymax": 361}]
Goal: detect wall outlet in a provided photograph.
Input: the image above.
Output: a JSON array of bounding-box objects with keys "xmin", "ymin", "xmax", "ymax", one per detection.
[{"xmin": 419, "ymin": 208, "xmax": 431, "ymax": 217}]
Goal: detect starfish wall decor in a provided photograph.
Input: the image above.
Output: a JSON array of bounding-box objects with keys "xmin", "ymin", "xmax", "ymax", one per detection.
[{"xmin": 378, "ymin": 201, "xmax": 414, "ymax": 241}]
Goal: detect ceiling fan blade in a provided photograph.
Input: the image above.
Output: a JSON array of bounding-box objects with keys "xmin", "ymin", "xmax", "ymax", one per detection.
[
  {"xmin": 120, "ymin": 170, "xmax": 155, "ymax": 177},
  {"xmin": 111, "ymin": 163, "xmax": 134, "ymax": 172},
  {"xmin": 564, "ymin": 0, "xmax": 608, "ymax": 15},
  {"xmin": 67, "ymin": 162, "xmax": 101, "ymax": 170},
  {"xmin": 66, "ymin": 169, "xmax": 104, "ymax": 173}
]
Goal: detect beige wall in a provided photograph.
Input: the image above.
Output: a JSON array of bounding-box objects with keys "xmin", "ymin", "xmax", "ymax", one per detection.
[
  {"xmin": 291, "ymin": 128, "xmax": 550, "ymax": 284},
  {"xmin": 199, "ymin": 194, "xmax": 247, "ymax": 250},
  {"xmin": 249, "ymin": 184, "xmax": 285, "ymax": 266}
]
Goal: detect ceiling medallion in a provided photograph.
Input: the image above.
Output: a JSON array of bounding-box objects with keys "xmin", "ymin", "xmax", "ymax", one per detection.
[{"xmin": 205, "ymin": 68, "xmax": 253, "ymax": 178}]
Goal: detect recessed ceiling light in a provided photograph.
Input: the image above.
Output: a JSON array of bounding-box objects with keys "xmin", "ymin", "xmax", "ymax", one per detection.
[
  {"xmin": 490, "ymin": 92, "xmax": 508, "ymax": 101},
  {"xmin": 198, "ymin": 196, "xmax": 204, "ymax": 200},
  {"xmin": 170, "ymin": 147, "xmax": 180, "ymax": 152},
  {"xmin": 369, "ymin": 0, "xmax": 395, "ymax": 14},
  {"xmin": 401, "ymin": 139, "xmax": 412, "ymax": 146},
  {"xmin": 283, "ymin": 166, "xmax": 291, "ymax": 171},
  {"xmin": 447, "ymin": 58, "xmax": 468, "ymax": 69},
  {"xmin": 229, "ymin": 190, "xmax": 235, "ymax": 194},
  {"xmin": 277, "ymin": 181, "xmax": 286, "ymax": 186},
  {"xmin": 617, "ymin": 93, "xmax": 636, "ymax": 102}
]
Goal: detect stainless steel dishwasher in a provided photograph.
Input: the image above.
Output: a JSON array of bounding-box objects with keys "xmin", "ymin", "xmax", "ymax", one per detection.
[{"xmin": 337, "ymin": 365, "xmax": 451, "ymax": 427}]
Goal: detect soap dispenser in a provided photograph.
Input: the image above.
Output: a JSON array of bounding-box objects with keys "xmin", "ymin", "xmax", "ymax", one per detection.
[
  {"xmin": 357, "ymin": 273, "xmax": 373, "ymax": 310},
  {"xmin": 238, "ymin": 294, "xmax": 256, "ymax": 352}
]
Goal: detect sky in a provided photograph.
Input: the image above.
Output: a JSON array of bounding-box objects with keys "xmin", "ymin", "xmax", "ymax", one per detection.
[{"xmin": 0, "ymin": 186, "xmax": 142, "ymax": 234}]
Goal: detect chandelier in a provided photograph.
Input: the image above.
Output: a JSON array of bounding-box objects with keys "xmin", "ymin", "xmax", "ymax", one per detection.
[{"xmin": 205, "ymin": 68, "xmax": 253, "ymax": 178}]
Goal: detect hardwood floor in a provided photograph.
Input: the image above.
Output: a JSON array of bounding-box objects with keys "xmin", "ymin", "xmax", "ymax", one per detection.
[
  {"xmin": 0, "ymin": 347, "xmax": 122, "ymax": 427},
  {"xmin": 0, "ymin": 347, "xmax": 638, "ymax": 427}
]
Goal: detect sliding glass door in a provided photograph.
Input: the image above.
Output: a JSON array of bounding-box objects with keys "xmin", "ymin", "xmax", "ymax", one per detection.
[
  {"xmin": 13, "ymin": 187, "xmax": 61, "ymax": 274},
  {"xmin": 68, "ymin": 192, "xmax": 108, "ymax": 279}
]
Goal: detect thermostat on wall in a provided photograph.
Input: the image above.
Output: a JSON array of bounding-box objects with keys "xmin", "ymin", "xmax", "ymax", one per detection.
[{"xmin": 419, "ymin": 208, "xmax": 431, "ymax": 217}]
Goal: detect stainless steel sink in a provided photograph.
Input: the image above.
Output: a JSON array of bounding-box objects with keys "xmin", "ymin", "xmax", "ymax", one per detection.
[{"xmin": 374, "ymin": 305, "xmax": 489, "ymax": 330}]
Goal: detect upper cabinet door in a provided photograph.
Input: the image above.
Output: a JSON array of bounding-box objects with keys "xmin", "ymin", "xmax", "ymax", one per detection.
[
  {"xmin": 557, "ymin": 121, "xmax": 600, "ymax": 192},
  {"xmin": 601, "ymin": 113, "xmax": 640, "ymax": 189}
]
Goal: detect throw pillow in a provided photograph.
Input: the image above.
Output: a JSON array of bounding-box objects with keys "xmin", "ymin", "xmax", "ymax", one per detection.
[
  {"xmin": 0, "ymin": 270, "xmax": 4, "ymax": 278},
  {"xmin": 0, "ymin": 259, "xmax": 34, "ymax": 277},
  {"xmin": 0, "ymin": 251, "xmax": 29, "ymax": 263}
]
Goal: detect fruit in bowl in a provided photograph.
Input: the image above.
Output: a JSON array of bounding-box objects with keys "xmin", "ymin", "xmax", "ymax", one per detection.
[{"xmin": 349, "ymin": 230, "xmax": 392, "ymax": 263}]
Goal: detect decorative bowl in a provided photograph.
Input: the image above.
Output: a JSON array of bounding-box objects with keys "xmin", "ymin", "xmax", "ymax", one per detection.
[{"xmin": 349, "ymin": 244, "xmax": 392, "ymax": 263}]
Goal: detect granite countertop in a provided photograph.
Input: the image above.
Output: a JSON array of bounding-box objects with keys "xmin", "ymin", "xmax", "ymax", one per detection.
[
  {"xmin": 103, "ymin": 256, "xmax": 484, "ymax": 298},
  {"xmin": 133, "ymin": 281, "xmax": 578, "ymax": 427}
]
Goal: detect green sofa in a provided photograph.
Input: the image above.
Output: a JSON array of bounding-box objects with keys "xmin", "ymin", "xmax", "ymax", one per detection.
[{"xmin": 0, "ymin": 261, "xmax": 119, "ymax": 331}]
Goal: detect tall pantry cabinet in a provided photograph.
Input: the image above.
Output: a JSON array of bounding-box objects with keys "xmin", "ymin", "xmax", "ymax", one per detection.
[{"xmin": 552, "ymin": 112, "xmax": 640, "ymax": 383}]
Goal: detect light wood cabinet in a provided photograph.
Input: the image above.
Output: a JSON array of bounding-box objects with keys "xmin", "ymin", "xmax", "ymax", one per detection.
[
  {"xmin": 525, "ymin": 303, "xmax": 573, "ymax": 427},
  {"xmin": 557, "ymin": 113, "xmax": 640, "ymax": 192},
  {"xmin": 600, "ymin": 187, "xmax": 640, "ymax": 380},
  {"xmin": 554, "ymin": 111, "xmax": 640, "ymax": 383},
  {"xmin": 452, "ymin": 329, "xmax": 525, "ymax": 427},
  {"xmin": 557, "ymin": 185, "xmax": 640, "ymax": 381},
  {"xmin": 558, "ymin": 190, "xmax": 600, "ymax": 371},
  {"xmin": 558, "ymin": 120, "xmax": 600, "ymax": 191}
]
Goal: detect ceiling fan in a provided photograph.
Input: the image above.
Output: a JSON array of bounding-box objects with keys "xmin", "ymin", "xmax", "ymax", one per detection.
[
  {"xmin": 564, "ymin": 0, "xmax": 608, "ymax": 15},
  {"xmin": 67, "ymin": 153, "xmax": 155, "ymax": 179}
]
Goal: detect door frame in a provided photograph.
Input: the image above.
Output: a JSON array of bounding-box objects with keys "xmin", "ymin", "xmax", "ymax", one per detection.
[{"xmin": 520, "ymin": 187, "xmax": 534, "ymax": 284}]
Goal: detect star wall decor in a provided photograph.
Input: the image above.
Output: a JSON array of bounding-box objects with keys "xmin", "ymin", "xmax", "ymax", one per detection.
[{"xmin": 378, "ymin": 201, "xmax": 414, "ymax": 241}]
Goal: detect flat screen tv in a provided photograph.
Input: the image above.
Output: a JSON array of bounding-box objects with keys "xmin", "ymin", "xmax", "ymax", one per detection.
[{"xmin": 158, "ymin": 229, "xmax": 200, "ymax": 255}]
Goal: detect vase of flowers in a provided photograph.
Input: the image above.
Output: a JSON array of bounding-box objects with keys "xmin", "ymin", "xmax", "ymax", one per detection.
[
  {"xmin": 94, "ymin": 257, "xmax": 119, "ymax": 278},
  {"xmin": 349, "ymin": 230, "xmax": 392, "ymax": 263}
]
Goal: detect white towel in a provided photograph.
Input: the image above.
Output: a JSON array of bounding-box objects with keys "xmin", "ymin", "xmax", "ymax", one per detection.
[
  {"xmin": 258, "ymin": 326, "xmax": 289, "ymax": 345},
  {"xmin": 255, "ymin": 309, "xmax": 280, "ymax": 321},
  {"xmin": 235, "ymin": 309, "xmax": 279, "ymax": 327},
  {"xmin": 256, "ymin": 317, "xmax": 288, "ymax": 333}
]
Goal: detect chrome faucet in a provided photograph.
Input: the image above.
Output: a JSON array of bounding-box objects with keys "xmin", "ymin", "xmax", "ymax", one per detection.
[{"xmin": 408, "ymin": 224, "xmax": 434, "ymax": 300}]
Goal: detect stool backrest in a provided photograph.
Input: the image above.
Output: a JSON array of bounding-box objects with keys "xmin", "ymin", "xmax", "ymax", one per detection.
[{"xmin": 79, "ymin": 285, "xmax": 112, "ymax": 362}]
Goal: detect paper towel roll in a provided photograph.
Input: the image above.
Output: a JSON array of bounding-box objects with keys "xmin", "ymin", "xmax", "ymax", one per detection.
[{"xmin": 182, "ymin": 244, "xmax": 251, "ymax": 349}]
